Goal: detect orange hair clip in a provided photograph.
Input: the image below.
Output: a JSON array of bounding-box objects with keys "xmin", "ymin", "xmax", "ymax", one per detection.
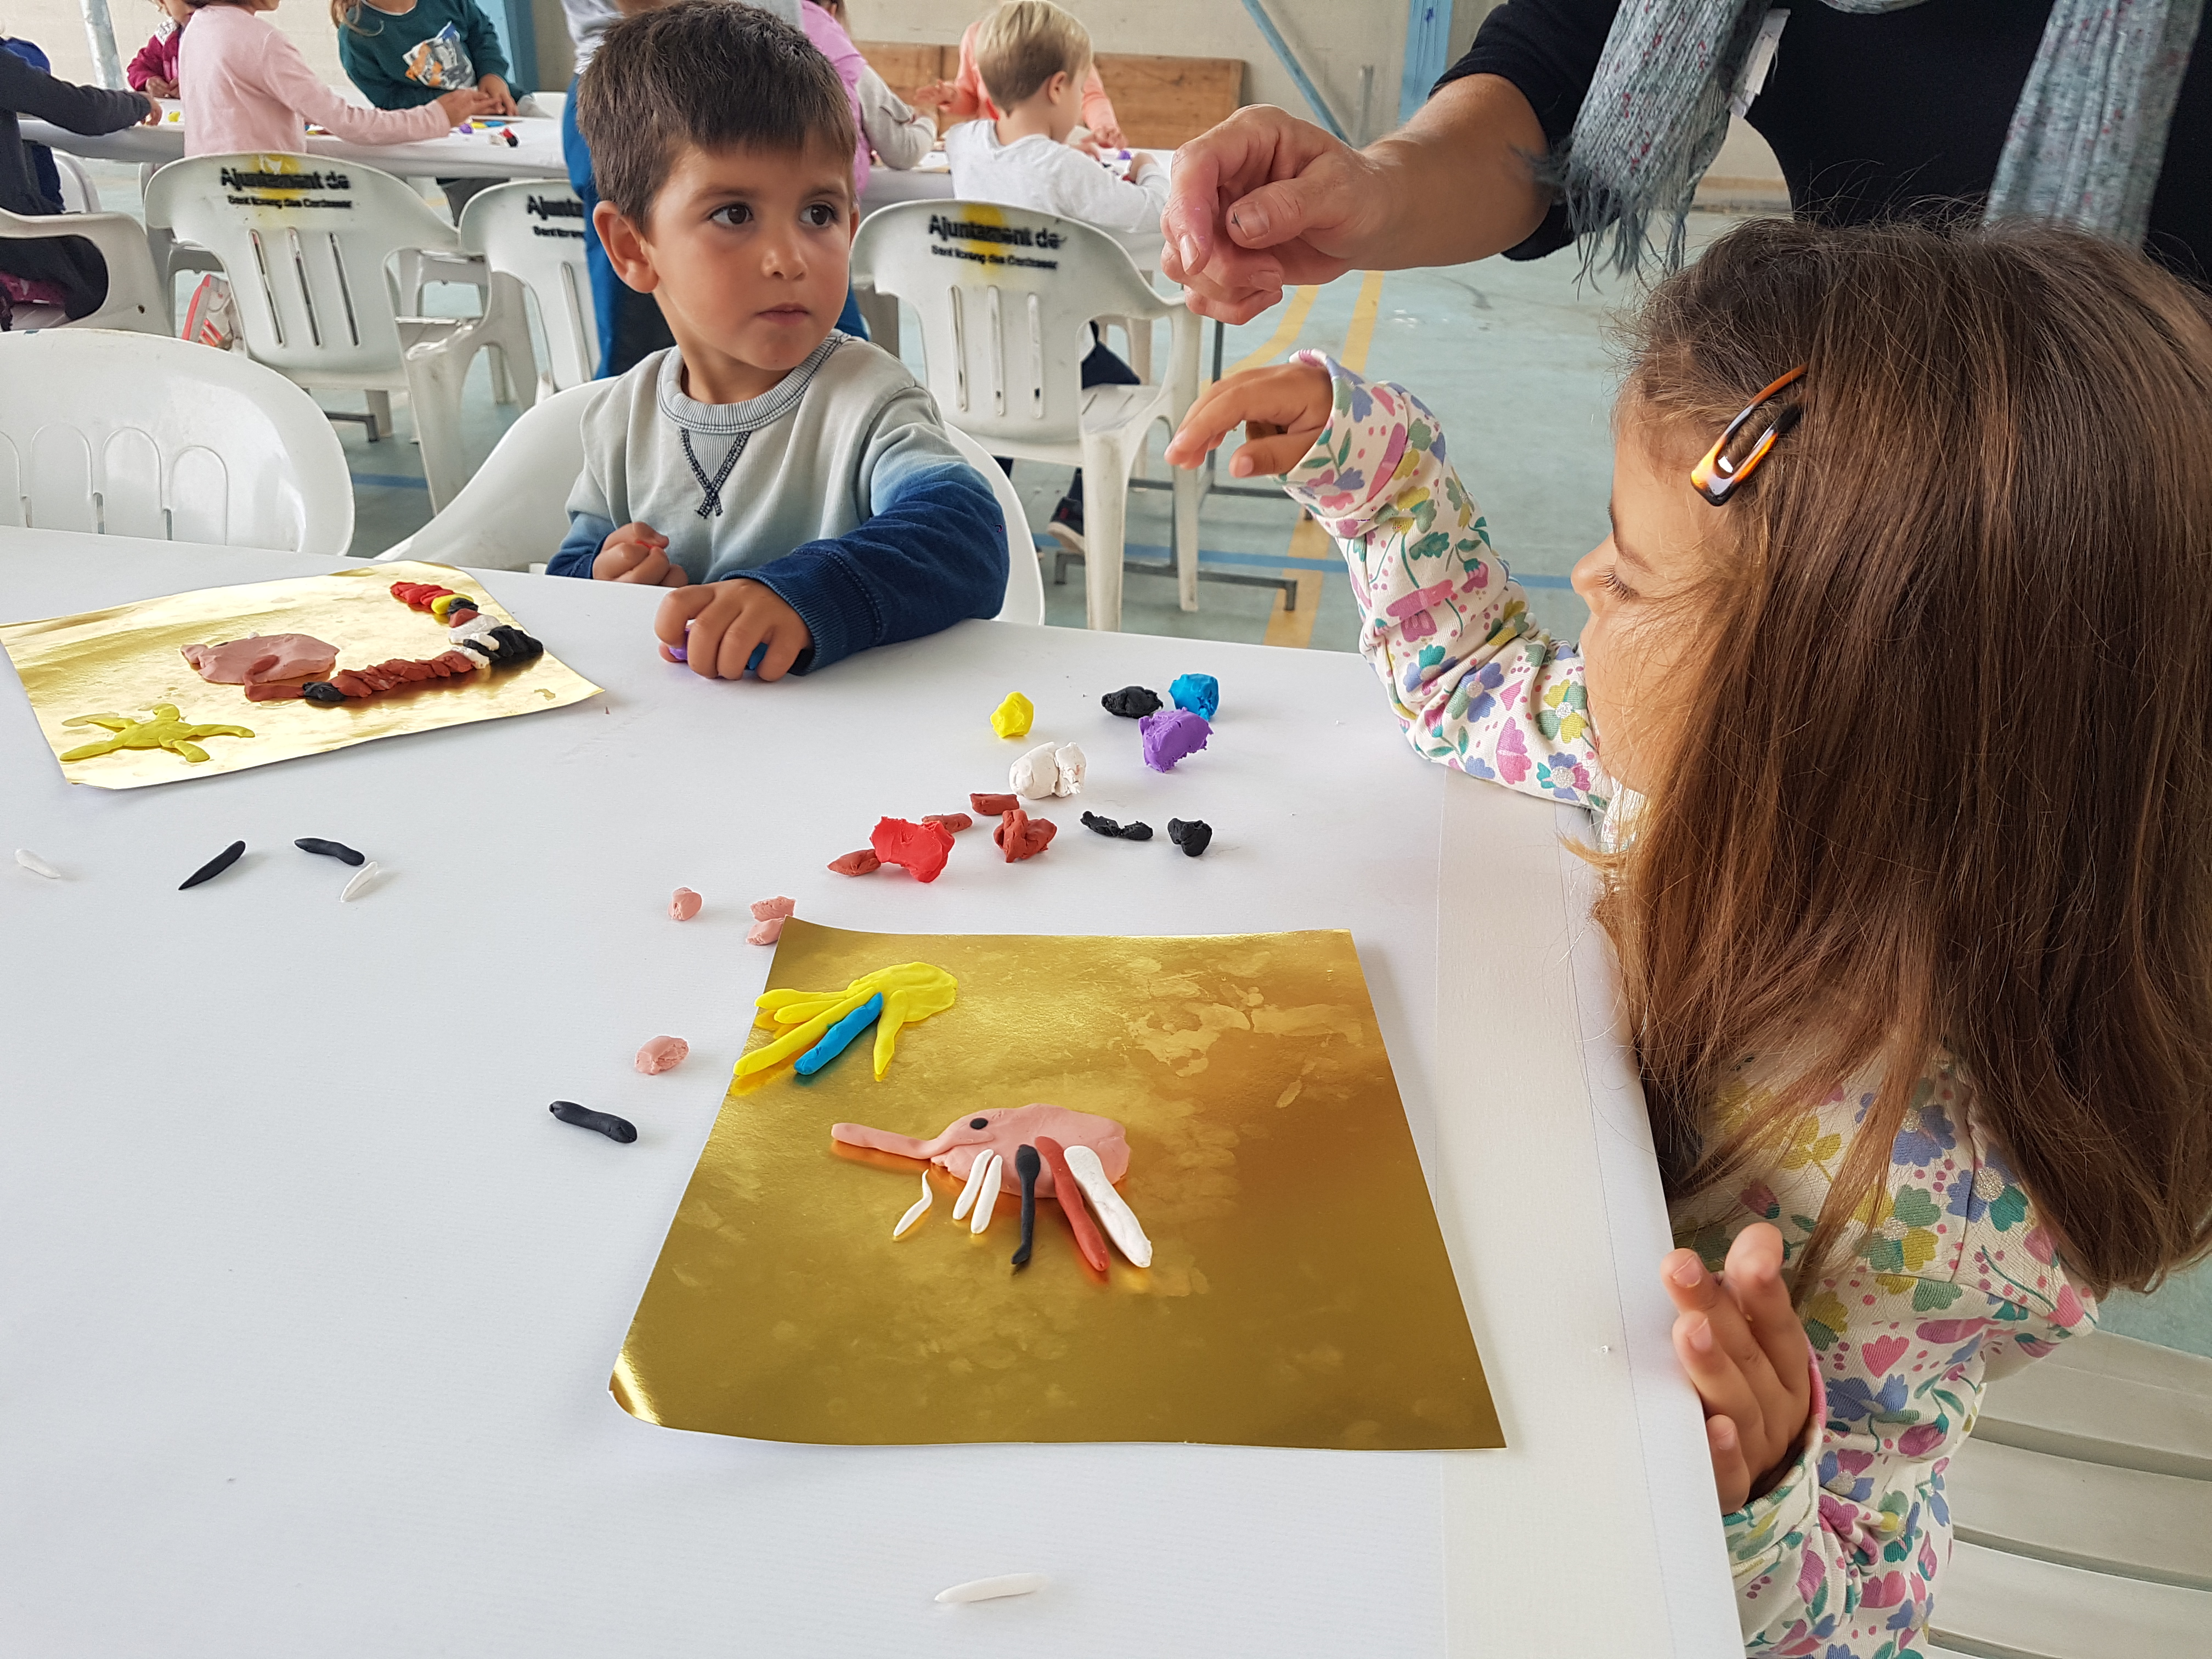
[{"xmin": 1690, "ymin": 366, "xmax": 1807, "ymax": 505}]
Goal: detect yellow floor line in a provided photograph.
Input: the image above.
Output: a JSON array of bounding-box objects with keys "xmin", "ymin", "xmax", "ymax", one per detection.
[
  {"xmin": 1217, "ymin": 284, "xmax": 1319, "ymax": 383},
  {"xmin": 1263, "ymin": 270, "xmax": 1384, "ymax": 650}
]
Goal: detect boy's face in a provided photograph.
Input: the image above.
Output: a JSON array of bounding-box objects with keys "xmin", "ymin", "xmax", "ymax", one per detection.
[{"xmin": 597, "ymin": 139, "xmax": 856, "ymax": 399}]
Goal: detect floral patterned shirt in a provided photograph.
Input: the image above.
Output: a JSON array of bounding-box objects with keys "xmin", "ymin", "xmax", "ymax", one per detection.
[{"xmin": 1280, "ymin": 354, "xmax": 2095, "ymax": 1657}]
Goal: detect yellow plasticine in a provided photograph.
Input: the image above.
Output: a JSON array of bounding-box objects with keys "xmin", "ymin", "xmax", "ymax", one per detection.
[
  {"xmin": 429, "ymin": 593, "xmax": 463, "ymax": 618},
  {"xmin": 59, "ymin": 704, "xmax": 255, "ymax": 764},
  {"xmin": 737, "ymin": 962, "xmax": 958, "ymax": 1080},
  {"xmin": 990, "ymin": 692, "xmax": 1034, "ymax": 740}
]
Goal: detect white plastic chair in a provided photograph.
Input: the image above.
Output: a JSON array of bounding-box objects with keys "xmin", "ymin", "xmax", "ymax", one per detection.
[
  {"xmin": 51, "ymin": 151, "xmax": 98, "ymax": 214},
  {"xmin": 376, "ymin": 377, "xmax": 1045, "ymax": 623},
  {"xmin": 142, "ymin": 153, "xmax": 538, "ymax": 511},
  {"xmin": 0, "ymin": 328, "xmax": 354, "ymax": 551},
  {"xmin": 0, "ymin": 204, "xmax": 167, "ymax": 334},
  {"xmin": 851, "ymin": 200, "xmax": 1201, "ymax": 631},
  {"xmin": 458, "ymin": 181, "xmax": 599, "ymax": 393}
]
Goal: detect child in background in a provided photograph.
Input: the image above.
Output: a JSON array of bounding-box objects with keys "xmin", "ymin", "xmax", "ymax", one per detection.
[
  {"xmin": 0, "ymin": 39, "xmax": 157, "ymax": 323},
  {"xmin": 332, "ymin": 0, "xmax": 516, "ymax": 217},
  {"xmin": 944, "ymin": 0, "xmax": 1163, "ymax": 535},
  {"xmin": 126, "ymin": 0, "xmax": 195, "ymax": 98},
  {"xmin": 178, "ymin": 0, "xmax": 492, "ymax": 156},
  {"xmin": 915, "ymin": 3, "xmax": 1122, "ymax": 151},
  {"xmin": 554, "ymin": 1, "xmax": 1004, "ymax": 680},
  {"xmin": 1168, "ymin": 217, "xmax": 2212, "ymax": 1656}
]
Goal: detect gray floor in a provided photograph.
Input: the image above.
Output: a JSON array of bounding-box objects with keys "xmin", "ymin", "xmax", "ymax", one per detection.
[{"xmin": 72, "ymin": 156, "xmax": 2212, "ymax": 1356}]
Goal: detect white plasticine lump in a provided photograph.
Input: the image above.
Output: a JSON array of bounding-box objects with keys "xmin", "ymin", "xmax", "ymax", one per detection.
[
  {"xmin": 1009, "ymin": 742, "xmax": 1059, "ymax": 799},
  {"xmin": 951, "ymin": 1149, "xmax": 992, "ymax": 1221},
  {"xmin": 340, "ymin": 861, "xmax": 381, "ymax": 902},
  {"xmin": 1063, "ymin": 1142, "xmax": 1152, "ymax": 1267},
  {"xmin": 969, "ymin": 1152, "xmax": 1003, "ymax": 1234},
  {"xmin": 935, "ymin": 1573, "xmax": 1047, "ymax": 1604},
  {"xmin": 893, "ymin": 1167, "xmax": 933, "ymax": 1238},
  {"xmin": 1051, "ymin": 743, "xmax": 1085, "ymax": 797},
  {"xmin": 15, "ymin": 848, "xmax": 61, "ymax": 878}
]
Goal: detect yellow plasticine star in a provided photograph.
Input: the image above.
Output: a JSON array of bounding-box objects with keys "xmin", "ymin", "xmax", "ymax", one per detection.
[
  {"xmin": 59, "ymin": 703, "xmax": 255, "ymax": 764},
  {"xmin": 990, "ymin": 692, "xmax": 1034, "ymax": 739},
  {"xmin": 737, "ymin": 962, "xmax": 958, "ymax": 1081}
]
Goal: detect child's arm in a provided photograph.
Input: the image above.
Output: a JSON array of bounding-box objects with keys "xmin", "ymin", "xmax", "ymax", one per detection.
[
  {"xmin": 707, "ymin": 388, "xmax": 1006, "ymax": 673},
  {"xmin": 0, "ymin": 43, "xmax": 152, "ymax": 136},
  {"xmin": 1079, "ymin": 65, "xmax": 1125, "ymax": 148},
  {"xmin": 1051, "ymin": 146, "xmax": 1170, "ymax": 236},
  {"xmin": 334, "ymin": 25, "xmax": 416, "ymax": 112},
  {"xmin": 856, "ymin": 66, "xmax": 933, "ymax": 170},
  {"xmin": 1169, "ymin": 357, "xmax": 1610, "ymax": 810},
  {"xmin": 126, "ymin": 35, "xmax": 167, "ymax": 92},
  {"xmin": 251, "ymin": 25, "xmax": 476, "ymax": 142},
  {"xmin": 459, "ymin": 0, "xmax": 509, "ymax": 89}
]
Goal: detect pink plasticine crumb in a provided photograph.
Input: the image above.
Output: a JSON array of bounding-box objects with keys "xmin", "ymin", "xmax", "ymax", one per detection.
[
  {"xmin": 635, "ymin": 1035, "xmax": 690, "ymax": 1074},
  {"xmin": 669, "ymin": 887, "xmax": 703, "ymax": 921},
  {"xmin": 747, "ymin": 895, "xmax": 795, "ymax": 945}
]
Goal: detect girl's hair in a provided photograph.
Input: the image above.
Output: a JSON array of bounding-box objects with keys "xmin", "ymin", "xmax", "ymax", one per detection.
[{"xmin": 1611, "ymin": 217, "xmax": 2212, "ymax": 1300}]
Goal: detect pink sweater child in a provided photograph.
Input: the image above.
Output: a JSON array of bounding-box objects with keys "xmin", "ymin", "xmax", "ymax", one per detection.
[{"xmin": 177, "ymin": 1, "xmax": 473, "ymax": 155}]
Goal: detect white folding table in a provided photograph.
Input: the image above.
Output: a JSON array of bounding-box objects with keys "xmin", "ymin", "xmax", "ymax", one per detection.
[{"xmin": 0, "ymin": 533, "xmax": 1737, "ymax": 1657}]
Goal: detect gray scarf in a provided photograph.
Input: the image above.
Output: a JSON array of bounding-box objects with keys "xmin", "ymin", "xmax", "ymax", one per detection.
[{"xmin": 1559, "ymin": 0, "xmax": 2205, "ymax": 275}]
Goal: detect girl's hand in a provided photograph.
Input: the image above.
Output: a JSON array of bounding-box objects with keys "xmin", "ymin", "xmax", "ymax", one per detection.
[
  {"xmin": 476, "ymin": 74, "xmax": 518, "ymax": 116},
  {"xmin": 143, "ymin": 76, "xmax": 178, "ymax": 99},
  {"xmin": 1165, "ymin": 362, "xmax": 1332, "ymax": 479},
  {"xmin": 657, "ymin": 578, "xmax": 811, "ymax": 681},
  {"xmin": 435, "ymin": 87, "xmax": 497, "ymax": 126},
  {"xmin": 1662, "ymin": 1223, "xmax": 1816, "ymax": 1513}
]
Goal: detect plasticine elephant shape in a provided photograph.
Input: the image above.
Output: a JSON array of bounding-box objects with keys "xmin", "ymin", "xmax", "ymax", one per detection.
[{"xmin": 830, "ymin": 1104, "xmax": 1128, "ymax": 1200}]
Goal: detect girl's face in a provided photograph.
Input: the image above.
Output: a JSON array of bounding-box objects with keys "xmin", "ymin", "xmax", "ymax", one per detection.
[
  {"xmin": 1568, "ymin": 411, "xmax": 1730, "ymax": 795},
  {"xmin": 159, "ymin": 0, "xmax": 193, "ymax": 24}
]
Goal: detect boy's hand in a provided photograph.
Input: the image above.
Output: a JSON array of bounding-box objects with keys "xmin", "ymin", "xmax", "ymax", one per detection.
[
  {"xmin": 138, "ymin": 94, "xmax": 164, "ymax": 124},
  {"xmin": 593, "ymin": 522, "xmax": 687, "ymax": 586},
  {"xmin": 657, "ymin": 579, "xmax": 811, "ymax": 682},
  {"xmin": 1662, "ymin": 1224, "xmax": 1816, "ymax": 1513},
  {"xmin": 476, "ymin": 74, "xmax": 518, "ymax": 116},
  {"xmin": 435, "ymin": 87, "xmax": 498, "ymax": 126},
  {"xmin": 1165, "ymin": 362, "xmax": 1333, "ymax": 478}
]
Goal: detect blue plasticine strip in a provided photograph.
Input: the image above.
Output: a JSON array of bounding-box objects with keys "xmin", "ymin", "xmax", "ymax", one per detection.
[{"xmin": 795, "ymin": 994, "xmax": 883, "ymax": 1076}]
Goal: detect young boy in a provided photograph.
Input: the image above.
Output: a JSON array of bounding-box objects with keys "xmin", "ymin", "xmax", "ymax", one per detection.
[
  {"xmin": 556, "ymin": 0, "xmax": 1006, "ymax": 680},
  {"xmin": 943, "ymin": 0, "xmax": 1166, "ymax": 534}
]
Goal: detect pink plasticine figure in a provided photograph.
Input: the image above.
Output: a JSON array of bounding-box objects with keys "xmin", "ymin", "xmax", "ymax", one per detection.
[{"xmin": 831, "ymin": 1104, "xmax": 1128, "ymax": 1200}]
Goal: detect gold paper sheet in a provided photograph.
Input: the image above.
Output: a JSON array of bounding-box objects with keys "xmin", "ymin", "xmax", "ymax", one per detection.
[
  {"xmin": 0, "ymin": 561, "xmax": 600, "ymax": 788},
  {"xmin": 616, "ymin": 921, "xmax": 1501, "ymax": 1451}
]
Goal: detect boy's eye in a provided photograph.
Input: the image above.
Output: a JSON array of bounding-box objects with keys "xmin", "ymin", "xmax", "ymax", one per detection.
[
  {"xmin": 802, "ymin": 204, "xmax": 839, "ymax": 228},
  {"xmin": 713, "ymin": 203, "xmax": 753, "ymax": 227}
]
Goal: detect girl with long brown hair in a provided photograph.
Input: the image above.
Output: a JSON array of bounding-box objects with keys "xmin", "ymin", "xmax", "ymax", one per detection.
[{"xmin": 1168, "ymin": 217, "xmax": 2212, "ymax": 1655}]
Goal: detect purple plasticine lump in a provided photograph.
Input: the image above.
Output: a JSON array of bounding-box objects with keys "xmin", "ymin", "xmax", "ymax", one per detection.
[{"xmin": 1139, "ymin": 708, "xmax": 1211, "ymax": 772}]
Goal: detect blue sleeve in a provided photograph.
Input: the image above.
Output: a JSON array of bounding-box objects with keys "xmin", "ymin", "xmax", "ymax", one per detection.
[
  {"xmin": 461, "ymin": 0, "xmax": 508, "ymax": 83},
  {"xmin": 548, "ymin": 510, "xmax": 613, "ymax": 579},
  {"xmin": 741, "ymin": 461, "xmax": 1007, "ymax": 674}
]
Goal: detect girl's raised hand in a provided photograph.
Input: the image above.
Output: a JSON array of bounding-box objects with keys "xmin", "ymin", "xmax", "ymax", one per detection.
[
  {"xmin": 1662, "ymin": 1222, "xmax": 1816, "ymax": 1513},
  {"xmin": 1165, "ymin": 362, "xmax": 1332, "ymax": 480}
]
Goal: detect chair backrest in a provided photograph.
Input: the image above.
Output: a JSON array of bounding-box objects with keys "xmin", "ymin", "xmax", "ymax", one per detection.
[
  {"xmin": 938, "ymin": 422, "xmax": 1041, "ymax": 625},
  {"xmin": 0, "ymin": 329, "xmax": 354, "ymax": 552},
  {"xmin": 381, "ymin": 379, "xmax": 1045, "ymax": 625},
  {"xmin": 0, "ymin": 205, "xmax": 166, "ymax": 333},
  {"xmin": 52, "ymin": 151, "xmax": 98, "ymax": 214},
  {"xmin": 459, "ymin": 181, "xmax": 597, "ymax": 391},
  {"xmin": 143, "ymin": 153, "xmax": 460, "ymax": 378},
  {"xmin": 851, "ymin": 200, "xmax": 1167, "ymax": 450},
  {"xmin": 376, "ymin": 379, "xmax": 592, "ymax": 569}
]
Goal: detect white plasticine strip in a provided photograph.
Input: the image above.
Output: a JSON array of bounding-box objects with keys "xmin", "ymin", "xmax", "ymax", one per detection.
[
  {"xmin": 893, "ymin": 1167, "xmax": 933, "ymax": 1239},
  {"xmin": 951, "ymin": 1150, "xmax": 991, "ymax": 1221},
  {"xmin": 969, "ymin": 1153, "xmax": 1002, "ymax": 1234},
  {"xmin": 15, "ymin": 849, "xmax": 61, "ymax": 879},
  {"xmin": 339, "ymin": 861, "xmax": 381, "ymax": 902},
  {"xmin": 934, "ymin": 1573, "xmax": 1047, "ymax": 1605},
  {"xmin": 1064, "ymin": 1143, "xmax": 1152, "ymax": 1267}
]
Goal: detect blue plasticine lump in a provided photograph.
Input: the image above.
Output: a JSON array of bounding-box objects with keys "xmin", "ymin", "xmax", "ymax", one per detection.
[
  {"xmin": 1169, "ymin": 673, "xmax": 1219, "ymax": 719},
  {"xmin": 795, "ymin": 992, "xmax": 884, "ymax": 1075}
]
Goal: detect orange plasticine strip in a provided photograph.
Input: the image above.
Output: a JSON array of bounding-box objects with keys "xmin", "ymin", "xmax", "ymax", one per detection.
[{"xmin": 1032, "ymin": 1136, "xmax": 1110, "ymax": 1273}]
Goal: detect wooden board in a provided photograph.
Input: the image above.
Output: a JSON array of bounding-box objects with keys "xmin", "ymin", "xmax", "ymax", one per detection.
[{"xmin": 854, "ymin": 42, "xmax": 1243, "ymax": 150}]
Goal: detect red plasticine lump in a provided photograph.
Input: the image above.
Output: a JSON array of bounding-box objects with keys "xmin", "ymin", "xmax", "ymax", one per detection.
[
  {"xmin": 923, "ymin": 812, "xmax": 974, "ymax": 833},
  {"xmin": 870, "ymin": 816, "xmax": 955, "ymax": 883},
  {"xmin": 970, "ymin": 792, "xmax": 1019, "ymax": 816},
  {"xmin": 830, "ymin": 849, "xmax": 882, "ymax": 876},
  {"xmin": 995, "ymin": 809, "xmax": 1057, "ymax": 861}
]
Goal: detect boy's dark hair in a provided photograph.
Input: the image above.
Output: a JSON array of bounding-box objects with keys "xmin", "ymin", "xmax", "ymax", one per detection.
[{"xmin": 578, "ymin": 1, "xmax": 856, "ymax": 228}]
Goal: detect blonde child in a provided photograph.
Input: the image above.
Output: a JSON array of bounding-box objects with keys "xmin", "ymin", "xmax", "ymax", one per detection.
[
  {"xmin": 178, "ymin": 0, "xmax": 491, "ymax": 157},
  {"xmin": 913, "ymin": 3, "xmax": 1123, "ymax": 151},
  {"xmin": 126, "ymin": 0, "xmax": 195, "ymax": 99},
  {"xmin": 1169, "ymin": 218, "xmax": 2212, "ymax": 1656}
]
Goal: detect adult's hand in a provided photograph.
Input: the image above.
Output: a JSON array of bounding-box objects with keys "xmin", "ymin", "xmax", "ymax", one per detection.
[{"xmin": 1160, "ymin": 106, "xmax": 1385, "ymax": 324}]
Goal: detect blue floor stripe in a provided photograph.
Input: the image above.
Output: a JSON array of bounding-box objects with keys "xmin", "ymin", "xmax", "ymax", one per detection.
[{"xmin": 353, "ymin": 473, "xmax": 430, "ymax": 491}]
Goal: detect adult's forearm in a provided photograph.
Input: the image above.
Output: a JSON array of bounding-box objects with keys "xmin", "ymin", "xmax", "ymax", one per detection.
[{"xmin": 1356, "ymin": 74, "xmax": 1553, "ymax": 270}]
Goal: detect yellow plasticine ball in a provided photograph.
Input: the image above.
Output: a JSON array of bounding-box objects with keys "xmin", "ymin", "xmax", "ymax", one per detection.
[{"xmin": 990, "ymin": 692, "xmax": 1034, "ymax": 740}]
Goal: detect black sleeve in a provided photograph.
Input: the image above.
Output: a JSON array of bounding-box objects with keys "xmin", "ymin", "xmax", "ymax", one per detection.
[
  {"xmin": 1435, "ymin": 0, "xmax": 1623, "ymax": 261},
  {"xmin": 0, "ymin": 47, "xmax": 150, "ymax": 137}
]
